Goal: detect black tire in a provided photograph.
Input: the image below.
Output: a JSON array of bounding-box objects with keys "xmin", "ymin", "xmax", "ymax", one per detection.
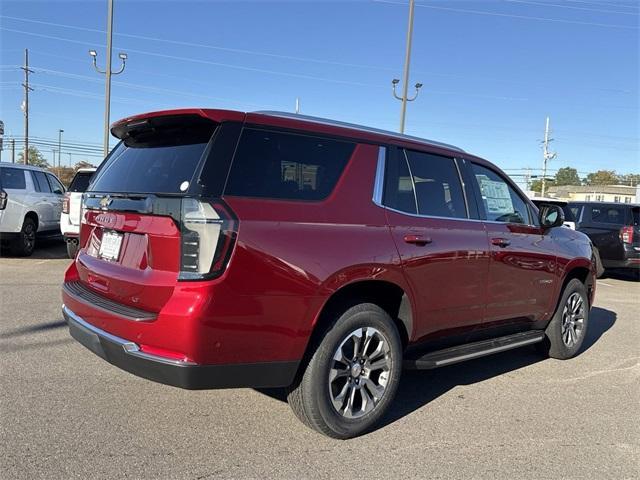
[
  {"xmin": 10, "ymin": 217, "xmax": 37, "ymax": 256},
  {"xmin": 537, "ymin": 278, "xmax": 589, "ymax": 360},
  {"xmin": 286, "ymin": 303, "xmax": 402, "ymax": 439},
  {"xmin": 593, "ymin": 247, "xmax": 605, "ymax": 279},
  {"xmin": 66, "ymin": 240, "xmax": 78, "ymax": 259}
]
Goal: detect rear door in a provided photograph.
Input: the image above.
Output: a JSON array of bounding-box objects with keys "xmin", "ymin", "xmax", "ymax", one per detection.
[
  {"xmin": 468, "ymin": 162, "xmax": 557, "ymax": 325},
  {"xmin": 77, "ymin": 115, "xmax": 235, "ymax": 313},
  {"xmin": 582, "ymin": 204, "xmax": 627, "ymax": 262},
  {"xmin": 29, "ymin": 170, "xmax": 56, "ymax": 229},
  {"xmin": 382, "ymin": 147, "xmax": 489, "ymax": 343},
  {"xmin": 67, "ymin": 171, "xmax": 95, "ymax": 226}
]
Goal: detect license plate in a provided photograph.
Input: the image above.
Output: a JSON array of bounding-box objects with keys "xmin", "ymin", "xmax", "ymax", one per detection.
[{"xmin": 99, "ymin": 231, "xmax": 123, "ymax": 261}]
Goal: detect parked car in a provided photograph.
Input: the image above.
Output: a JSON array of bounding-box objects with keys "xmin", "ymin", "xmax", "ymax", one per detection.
[
  {"xmin": 531, "ymin": 197, "xmax": 576, "ymax": 230},
  {"xmin": 0, "ymin": 162, "xmax": 65, "ymax": 256},
  {"xmin": 63, "ymin": 109, "xmax": 596, "ymax": 438},
  {"xmin": 61, "ymin": 168, "xmax": 96, "ymax": 258},
  {"xmin": 569, "ymin": 201, "xmax": 640, "ymax": 276},
  {"xmin": 531, "ymin": 197, "xmax": 604, "ymax": 277}
]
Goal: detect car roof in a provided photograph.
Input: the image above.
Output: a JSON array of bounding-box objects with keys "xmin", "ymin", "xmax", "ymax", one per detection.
[
  {"xmin": 569, "ymin": 201, "xmax": 639, "ymax": 207},
  {"xmin": 531, "ymin": 197, "xmax": 567, "ymax": 205},
  {"xmin": 110, "ymin": 107, "xmax": 466, "ymax": 156},
  {"xmin": 76, "ymin": 168, "xmax": 97, "ymax": 173},
  {"xmin": 0, "ymin": 162, "xmax": 48, "ymax": 172}
]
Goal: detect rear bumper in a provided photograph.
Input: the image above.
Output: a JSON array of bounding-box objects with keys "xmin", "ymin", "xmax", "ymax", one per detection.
[{"xmin": 63, "ymin": 304, "xmax": 299, "ymax": 390}]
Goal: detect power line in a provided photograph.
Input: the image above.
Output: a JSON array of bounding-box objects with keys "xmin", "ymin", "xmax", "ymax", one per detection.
[
  {"xmin": 503, "ymin": 0, "xmax": 639, "ymax": 15},
  {"xmin": 374, "ymin": 0, "xmax": 638, "ymax": 29}
]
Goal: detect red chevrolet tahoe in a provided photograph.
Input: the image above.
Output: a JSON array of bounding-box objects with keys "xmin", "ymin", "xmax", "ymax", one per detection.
[{"xmin": 63, "ymin": 109, "xmax": 596, "ymax": 438}]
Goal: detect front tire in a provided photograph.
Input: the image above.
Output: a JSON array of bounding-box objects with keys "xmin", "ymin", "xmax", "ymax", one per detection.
[
  {"xmin": 287, "ymin": 303, "xmax": 402, "ymax": 439},
  {"xmin": 66, "ymin": 240, "xmax": 78, "ymax": 259},
  {"xmin": 10, "ymin": 217, "xmax": 36, "ymax": 256},
  {"xmin": 538, "ymin": 278, "xmax": 589, "ymax": 360}
]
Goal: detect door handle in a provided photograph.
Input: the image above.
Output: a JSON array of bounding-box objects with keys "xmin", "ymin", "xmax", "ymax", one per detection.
[
  {"xmin": 403, "ymin": 234, "xmax": 432, "ymax": 246},
  {"xmin": 491, "ymin": 237, "xmax": 511, "ymax": 248}
]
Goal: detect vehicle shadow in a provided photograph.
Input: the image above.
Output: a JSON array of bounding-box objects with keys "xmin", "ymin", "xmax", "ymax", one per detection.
[
  {"xmin": 0, "ymin": 236, "xmax": 68, "ymax": 260},
  {"xmin": 603, "ymin": 269, "xmax": 640, "ymax": 282},
  {"xmin": 0, "ymin": 320, "xmax": 67, "ymax": 340},
  {"xmin": 255, "ymin": 307, "xmax": 617, "ymax": 433}
]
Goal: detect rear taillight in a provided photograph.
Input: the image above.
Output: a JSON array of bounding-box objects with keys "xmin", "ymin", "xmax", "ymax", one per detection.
[
  {"xmin": 62, "ymin": 192, "xmax": 70, "ymax": 214},
  {"xmin": 620, "ymin": 226, "xmax": 634, "ymax": 244},
  {"xmin": 0, "ymin": 189, "xmax": 7, "ymax": 210},
  {"xmin": 178, "ymin": 198, "xmax": 238, "ymax": 280}
]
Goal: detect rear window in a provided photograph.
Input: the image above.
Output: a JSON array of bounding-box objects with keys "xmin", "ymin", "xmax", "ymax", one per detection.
[
  {"xmin": 90, "ymin": 116, "xmax": 217, "ymax": 194},
  {"xmin": 225, "ymin": 128, "xmax": 355, "ymax": 201},
  {"xmin": 590, "ymin": 205, "xmax": 626, "ymax": 225},
  {"xmin": 0, "ymin": 167, "xmax": 26, "ymax": 189},
  {"xmin": 68, "ymin": 171, "xmax": 95, "ymax": 193}
]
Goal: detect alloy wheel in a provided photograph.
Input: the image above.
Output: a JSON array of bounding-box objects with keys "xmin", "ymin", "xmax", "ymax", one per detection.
[
  {"xmin": 328, "ymin": 327, "xmax": 392, "ymax": 419},
  {"xmin": 561, "ymin": 292, "xmax": 585, "ymax": 348}
]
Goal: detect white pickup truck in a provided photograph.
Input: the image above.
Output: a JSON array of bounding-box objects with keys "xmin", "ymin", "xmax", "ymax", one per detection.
[{"xmin": 60, "ymin": 168, "xmax": 96, "ymax": 258}]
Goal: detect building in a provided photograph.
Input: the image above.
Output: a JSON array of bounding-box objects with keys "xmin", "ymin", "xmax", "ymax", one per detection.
[{"xmin": 546, "ymin": 184, "xmax": 638, "ymax": 204}]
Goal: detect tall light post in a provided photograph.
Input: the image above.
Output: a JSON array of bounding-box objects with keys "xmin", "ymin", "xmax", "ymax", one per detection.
[
  {"xmin": 57, "ymin": 129, "xmax": 64, "ymax": 169},
  {"xmin": 89, "ymin": 0, "xmax": 127, "ymax": 157},
  {"xmin": 391, "ymin": 0, "xmax": 422, "ymax": 134}
]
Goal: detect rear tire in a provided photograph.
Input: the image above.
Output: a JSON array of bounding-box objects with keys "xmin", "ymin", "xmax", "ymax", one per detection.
[
  {"xmin": 10, "ymin": 217, "xmax": 36, "ymax": 256},
  {"xmin": 538, "ymin": 278, "xmax": 589, "ymax": 360},
  {"xmin": 287, "ymin": 303, "xmax": 402, "ymax": 439},
  {"xmin": 66, "ymin": 240, "xmax": 78, "ymax": 259}
]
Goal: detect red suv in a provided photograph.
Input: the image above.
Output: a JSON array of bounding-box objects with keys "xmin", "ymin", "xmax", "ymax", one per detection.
[{"xmin": 63, "ymin": 109, "xmax": 596, "ymax": 438}]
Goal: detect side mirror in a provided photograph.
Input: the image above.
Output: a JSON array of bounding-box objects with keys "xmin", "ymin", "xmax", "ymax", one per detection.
[{"xmin": 539, "ymin": 204, "xmax": 565, "ymax": 229}]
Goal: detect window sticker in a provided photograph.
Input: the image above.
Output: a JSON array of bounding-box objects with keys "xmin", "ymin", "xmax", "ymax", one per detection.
[{"xmin": 476, "ymin": 175, "xmax": 514, "ymax": 216}]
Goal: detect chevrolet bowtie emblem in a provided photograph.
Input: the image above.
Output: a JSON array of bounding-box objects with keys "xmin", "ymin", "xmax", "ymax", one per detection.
[{"xmin": 99, "ymin": 195, "xmax": 113, "ymax": 209}]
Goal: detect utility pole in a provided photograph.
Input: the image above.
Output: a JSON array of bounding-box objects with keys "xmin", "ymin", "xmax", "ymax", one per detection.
[
  {"xmin": 541, "ymin": 116, "xmax": 556, "ymax": 197},
  {"xmin": 295, "ymin": 97, "xmax": 300, "ymax": 114},
  {"xmin": 90, "ymin": 0, "xmax": 127, "ymax": 157},
  {"xmin": 11, "ymin": 138, "xmax": 15, "ymax": 163},
  {"xmin": 57, "ymin": 129, "xmax": 64, "ymax": 168},
  {"xmin": 391, "ymin": 0, "xmax": 422, "ymax": 134},
  {"xmin": 21, "ymin": 48, "xmax": 34, "ymax": 165}
]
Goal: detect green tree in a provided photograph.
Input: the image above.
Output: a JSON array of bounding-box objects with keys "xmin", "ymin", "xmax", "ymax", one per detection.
[
  {"xmin": 17, "ymin": 146, "xmax": 49, "ymax": 168},
  {"xmin": 618, "ymin": 173, "xmax": 640, "ymax": 186},
  {"xmin": 554, "ymin": 167, "xmax": 581, "ymax": 186},
  {"xmin": 584, "ymin": 170, "xmax": 618, "ymax": 186},
  {"xmin": 529, "ymin": 178, "xmax": 554, "ymax": 193}
]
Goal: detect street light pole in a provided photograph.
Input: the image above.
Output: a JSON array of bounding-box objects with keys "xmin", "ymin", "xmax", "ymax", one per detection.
[
  {"xmin": 391, "ymin": 0, "xmax": 422, "ymax": 134},
  {"xmin": 57, "ymin": 129, "xmax": 64, "ymax": 169},
  {"xmin": 90, "ymin": 0, "xmax": 127, "ymax": 158}
]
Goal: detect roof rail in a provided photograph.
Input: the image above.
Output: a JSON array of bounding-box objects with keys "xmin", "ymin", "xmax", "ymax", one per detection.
[{"xmin": 253, "ymin": 111, "xmax": 465, "ymax": 153}]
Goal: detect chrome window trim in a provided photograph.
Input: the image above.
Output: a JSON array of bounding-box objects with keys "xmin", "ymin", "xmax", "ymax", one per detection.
[
  {"xmin": 63, "ymin": 304, "xmax": 197, "ymax": 366},
  {"xmin": 402, "ymin": 149, "xmax": 420, "ymax": 214},
  {"xmin": 253, "ymin": 111, "xmax": 465, "ymax": 153},
  {"xmin": 372, "ymin": 146, "xmax": 386, "ymax": 205}
]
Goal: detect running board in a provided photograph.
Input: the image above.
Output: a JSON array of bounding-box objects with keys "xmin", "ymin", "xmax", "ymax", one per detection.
[{"xmin": 404, "ymin": 331, "xmax": 545, "ymax": 370}]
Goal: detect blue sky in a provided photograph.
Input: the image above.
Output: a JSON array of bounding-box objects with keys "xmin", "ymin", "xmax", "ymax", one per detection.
[{"xmin": 1, "ymin": 0, "xmax": 638, "ymax": 185}]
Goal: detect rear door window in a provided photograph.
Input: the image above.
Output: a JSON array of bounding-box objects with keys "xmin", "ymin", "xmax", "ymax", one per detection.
[
  {"xmin": 225, "ymin": 128, "xmax": 355, "ymax": 201},
  {"xmin": 383, "ymin": 149, "xmax": 467, "ymax": 219},
  {"xmin": 0, "ymin": 167, "xmax": 26, "ymax": 189},
  {"xmin": 68, "ymin": 172, "xmax": 94, "ymax": 193},
  {"xmin": 31, "ymin": 171, "xmax": 52, "ymax": 193},
  {"xmin": 590, "ymin": 206, "xmax": 626, "ymax": 225}
]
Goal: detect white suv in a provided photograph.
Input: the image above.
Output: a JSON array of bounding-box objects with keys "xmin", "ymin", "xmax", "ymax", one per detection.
[
  {"xmin": 60, "ymin": 168, "xmax": 96, "ymax": 258},
  {"xmin": 0, "ymin": 162, "xmax": 65, "ymax": 256}
]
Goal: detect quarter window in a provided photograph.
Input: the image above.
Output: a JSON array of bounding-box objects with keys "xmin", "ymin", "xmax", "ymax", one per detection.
[
  {"xmin": 471, "ymin": 163, "xmax": 530, "ymax": 224},
  {"xmin": 225, "ymin": 128, "xmax": 355, "ymax": 201},
  {"xmin": 0, "ymin": 167, "xmax": 26, "ymax": 189}
]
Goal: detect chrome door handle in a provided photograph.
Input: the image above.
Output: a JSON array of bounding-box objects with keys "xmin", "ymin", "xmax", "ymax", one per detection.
[
  {"xmin": 491, "ymin": 237, "xmax": 511, "ymax": 248},
  {"xmin": 404, "ymin": 234, "xmax": 432, "ymax": 246}
]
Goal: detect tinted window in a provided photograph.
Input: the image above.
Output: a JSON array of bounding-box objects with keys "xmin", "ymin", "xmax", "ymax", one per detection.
[
  {"xmin": 31, "ymin": 171, "xmax": 51, "ymax": 193},
  {"xmin": 570, "ymin": 205, "xmax": 582, "ymax": 221},
  {"xmin": 0, "ymin": 168, "xmax": 26, "ymax": 189},
  {"xmin": 590, "ymin": 206, "xmax": 626, "ymax": 225},
  {"xmin": 383, "ymin": 149, "xmax": 416, "ymax": 214},
  {"xmin": 561, "ymin": 205, "xmax": 576, "ymax": 222},
  {"xmin": 472, "ymin": 164, "xmax": 530, "ymax": 224},
  {"xmin": 225, "ymin": 128, "xmax": 355, "ymax": 201},
  {"xmin": 632, "ymin": 208, "xmax": 639, "ymax": 226},
  {"xmin": 68, "ymin": 171, "xmax": 94, "ymax": 193},
  {"xmin": 395, "ymin": 150, "xmax": 467, "ymax": 218},
  {"xmin": 46, "ymin": 174, "xmax": 65, "ymax": 194}
]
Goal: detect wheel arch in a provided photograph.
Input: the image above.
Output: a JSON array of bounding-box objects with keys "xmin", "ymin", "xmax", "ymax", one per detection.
[
  {"xmin": 560, "ymin": 259, "xmax": 595, "ymax": 308},
  {"xmin": 24, "ymin": 211, "xmax": 39, "ymax": 231}
]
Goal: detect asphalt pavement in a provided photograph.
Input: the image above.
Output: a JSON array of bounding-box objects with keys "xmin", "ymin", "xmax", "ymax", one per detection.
[{"xmin": 1, "ymin": 239, "xmax": 638, "ymax": 479}]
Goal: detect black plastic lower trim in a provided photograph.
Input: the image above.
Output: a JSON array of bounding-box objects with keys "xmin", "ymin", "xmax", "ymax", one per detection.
[{"xmin": 64, "ymin": 306, "xmax": 299, "ymax": 390}]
